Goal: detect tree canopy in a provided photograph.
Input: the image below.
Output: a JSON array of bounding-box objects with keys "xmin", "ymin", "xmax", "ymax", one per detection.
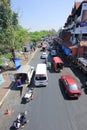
[{"xmin": 0, "ymin": 0, "xmax": 57, "ymax": 55}]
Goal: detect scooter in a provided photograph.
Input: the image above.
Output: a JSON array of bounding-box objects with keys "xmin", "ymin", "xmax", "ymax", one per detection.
[
  {"xmin": 22, "ymin": 89, "xmax": 34, "ymax": 103},
  {"xmin": 12, "ymin": 112, "xmax": 29, "ymax": 130}
]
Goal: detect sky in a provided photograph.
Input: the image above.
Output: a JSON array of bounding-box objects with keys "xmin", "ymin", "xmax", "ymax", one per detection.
[{"xmin": 11, "ymin": 0, "xmax": 82, "ymax": 32}]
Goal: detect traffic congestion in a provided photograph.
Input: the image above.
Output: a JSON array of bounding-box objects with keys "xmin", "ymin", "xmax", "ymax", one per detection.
[
  {"xmin": 1, "ymin": 0, "xmax": 87, "ymax": 130},
  {"xmin": 0, "ymin": 39, "xmax": 87, "ymax": 130}
]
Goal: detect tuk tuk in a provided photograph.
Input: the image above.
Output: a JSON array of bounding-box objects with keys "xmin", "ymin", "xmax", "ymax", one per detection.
[
  {"xmin": 53, "ymin": 56, "xmax": 64, "ymax": 72},
  {"xmin": 14, "ymin": 64, "xmax": 34, "ymax": 87},
  {"xmin": 42, "ymin": 45, "xmax": 47, "ymax": 51}
]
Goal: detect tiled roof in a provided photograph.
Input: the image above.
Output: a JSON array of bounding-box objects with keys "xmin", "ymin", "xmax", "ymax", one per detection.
[
  {"xmin": 83, "ymin": 0, "xmax": 87, "ymax": 2},
  {"xmin": 72, "ymin": 2, "xmax": 81, "ymax": 14},
  {"xmin": 75, "ymin": 2, "xmax": 81, "ymax": 10}
]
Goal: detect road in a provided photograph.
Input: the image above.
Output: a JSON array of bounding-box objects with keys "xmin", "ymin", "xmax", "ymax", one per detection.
[{"xmin": 0, "ymin": 49, "xmax": 87, "ymax": 130}]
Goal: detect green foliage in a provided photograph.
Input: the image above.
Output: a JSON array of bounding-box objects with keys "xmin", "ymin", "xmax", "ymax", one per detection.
[
  {"xmin": 29, "ymin": 30, "xmax": 55, "ymax": 43},
  {"xmin": 14, "ymin": 25, "xmax": 30, "ymax": 49},
  {"xmin": 0, "ymin": 0, "xmax": 16, "ymax": 53},
  {"xmin": 0, "ymin": 0, "xmax": 57, "ymax": 56}
]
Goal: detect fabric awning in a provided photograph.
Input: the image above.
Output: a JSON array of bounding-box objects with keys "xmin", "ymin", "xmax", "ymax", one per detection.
[{"xmin": 62, "ymin": 45, "xmax": 71, "ymax": 55}]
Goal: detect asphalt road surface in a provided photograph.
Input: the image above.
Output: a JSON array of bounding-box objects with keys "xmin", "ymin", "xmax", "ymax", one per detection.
[{"xmin": 0, "ymin": 49, "xmax": 87, "ymax": 130}]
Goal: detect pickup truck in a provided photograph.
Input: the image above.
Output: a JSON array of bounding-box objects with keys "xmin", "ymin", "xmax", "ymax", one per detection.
[{"xmin": 14, "ymin": 64, "xmax": 34, "ymax": 87}]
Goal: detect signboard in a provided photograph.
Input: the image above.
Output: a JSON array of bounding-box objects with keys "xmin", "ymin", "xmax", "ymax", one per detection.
[
  {"xmin": 80, "ymin": 3, "xmax": 87, "ymax": 27},
  {"xmin": 0, "ymin": 74, "xmax": 4, "ymax": 85},
  {"xmin": 62, "ymin": 46, "xmax": 71, "ymax": 55}
]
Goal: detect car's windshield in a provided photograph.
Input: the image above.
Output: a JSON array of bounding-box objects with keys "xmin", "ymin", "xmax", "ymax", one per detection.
[{"xmin": 69, "ymin": 84, "xmax": 78, "ymax": 90}]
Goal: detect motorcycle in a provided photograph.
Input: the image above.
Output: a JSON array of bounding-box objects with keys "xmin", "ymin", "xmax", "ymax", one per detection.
[
  {"xmin": 12, "ymin": 112, "xmax": 29, "ymax": 130},
  {"xmin": 22, "ymin": 89, "xmax": 34, "ymax": 103}
]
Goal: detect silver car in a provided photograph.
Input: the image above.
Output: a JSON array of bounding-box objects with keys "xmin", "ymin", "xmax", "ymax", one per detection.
[{"xmin": 41, "ymin": 52, "xmax": 47, "ymax": 59}]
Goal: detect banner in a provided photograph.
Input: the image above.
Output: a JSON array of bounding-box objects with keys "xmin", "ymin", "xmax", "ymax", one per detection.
[
  {"xmin": 0, "ymin": 74, "xmax": 4, "ymax": 85},
  {"xmin": 80, "ymin": 3, "xmax": 87, "ymax": 27}
]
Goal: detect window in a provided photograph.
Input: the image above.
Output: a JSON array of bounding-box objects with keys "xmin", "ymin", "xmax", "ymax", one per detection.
[
  {"xmin": 35, "ymin": 76, "xmax": 46, "ymax": 80},
  {"xmin": 69, "ymin": 84, "xmax": 78, "ymax": 90}
]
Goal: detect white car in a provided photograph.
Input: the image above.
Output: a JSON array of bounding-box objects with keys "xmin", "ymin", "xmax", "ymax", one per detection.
[
  {"xmin": 41, "ymin": 52, "xmax": 47, "ymax": 59},
  {"xmin": 51, "ymin": 50, "xmax": 57, "ymax": 56}
]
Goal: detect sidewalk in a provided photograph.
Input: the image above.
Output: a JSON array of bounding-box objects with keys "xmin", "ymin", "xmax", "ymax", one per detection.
[{"xmin": 0, "ymin": 48, "xmax": 38, "ymax": 107}]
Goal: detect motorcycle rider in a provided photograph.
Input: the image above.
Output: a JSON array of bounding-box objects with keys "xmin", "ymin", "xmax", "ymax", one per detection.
[{"xmin": 13, "ymin": 119, "xmax": 21, "ymax": 129}]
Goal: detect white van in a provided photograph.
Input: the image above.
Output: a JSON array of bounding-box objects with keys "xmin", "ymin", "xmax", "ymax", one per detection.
[
  {"xmin": 34, "ymin": 63, "xmax": 48, "ymax": 86},
  {"xmin": 14, "ymin": 64, "xmax": 34, "ymax": 87}
]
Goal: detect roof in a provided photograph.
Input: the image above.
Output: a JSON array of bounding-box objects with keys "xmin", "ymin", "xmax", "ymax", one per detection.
[
  {"xmin": 62, "ymin": 75, "xmax": 76, "ymax": 85},
  {"xmin": 15, "ymin": 64, "xmax": 33, "ymax": 74},
  {"xmin": 36, "ymin": 63, "xmax": 46, "ymax": 75},
  {"xmin": 77, "ymin": 57, "xmax": 87, "ymax": 66},
  {"xmin": 71, "ymin": 2, "xmax": 81, "ymax": 15},
  {"xmin": 53, "ymin": 57, "xmax": 64, "ymax": 64},
  {"xmin": 42, "ymin": 45, "xmax": 47, "ymax": 47}
]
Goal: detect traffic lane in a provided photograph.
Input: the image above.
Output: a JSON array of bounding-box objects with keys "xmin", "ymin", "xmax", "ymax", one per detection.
[
  {"xmin": 31, "ymin": 49, "xmax": 87, "ymax": 130},
  {"xmin": 28, "ymin": 51, "xmax": 74, "ymax": 130},
  {"xmin": 30, "ymin": 51, "xmax": 81, "ymax": 130},
  {"xmin": 0, "ymin": 49, "xmax": 87, "ymax": 130},
  {"xmin": 28, "ymin": 72, "xmax": 74, "ymax": 130},
  {"xmin": 58, "ymin": 65, "xmax": 87, "ymax": 130}
]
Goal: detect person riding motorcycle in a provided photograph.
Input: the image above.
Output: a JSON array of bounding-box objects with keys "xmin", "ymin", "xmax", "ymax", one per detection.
[
  {"xmin": 13, "ymin": 111, "xmax": 28, "ymax": 129},
  {"xmin": 13, "ymin": 119, "xmax": 21, "ymax": 129}
]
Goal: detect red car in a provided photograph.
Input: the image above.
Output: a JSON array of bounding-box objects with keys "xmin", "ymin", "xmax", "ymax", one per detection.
[{"xmin": 60, "ymin": 75, "xmax": 81, "ymax": 98}]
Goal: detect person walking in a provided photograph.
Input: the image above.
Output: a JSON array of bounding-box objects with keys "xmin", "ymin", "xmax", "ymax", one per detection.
[{"xmin": 20, "ymin": 86, "xmax": 23, "ymax": 97}]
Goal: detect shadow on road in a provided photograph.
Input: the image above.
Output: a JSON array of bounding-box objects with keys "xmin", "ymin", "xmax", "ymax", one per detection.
[{"xmin": 59, "ymin": 79, "xmax": 70, "ymax": 100}]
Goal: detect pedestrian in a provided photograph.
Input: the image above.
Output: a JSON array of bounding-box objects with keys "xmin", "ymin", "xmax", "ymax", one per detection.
[
  {"xmin": 17, "ymin": 75, "xmax": 22, "ymax": 87},
  {"xmin": 20, "ymin": 86, "xmax": 23, "ymax": 97}
]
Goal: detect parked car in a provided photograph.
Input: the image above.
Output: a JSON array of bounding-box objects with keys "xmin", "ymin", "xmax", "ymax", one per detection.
[
  {"xmin": 41, "ymin": 52, "xmax": 47, "ymax": 59},
  {"xmin": 50, "ymin": 49, "xmax": 57, "ymax": 56},
  {"xmin": 60, "ymin": 75, "xmax": 81, "ymax": 98}
]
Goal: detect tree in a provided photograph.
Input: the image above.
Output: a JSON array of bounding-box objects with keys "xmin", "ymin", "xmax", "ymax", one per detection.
[{"xmin": 0, "ymin": 0, "xmax": 19, "ymax": 60}]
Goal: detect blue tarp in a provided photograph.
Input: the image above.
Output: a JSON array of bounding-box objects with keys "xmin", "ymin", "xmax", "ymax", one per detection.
[
  {"xmin": 62, "ymin": 46, "xmax": 71, "ymax": 55},
  {"xmin": 14, "ymin": 58, "xmax": 21, "ymax": 70},
  {"xmin": 0, "ymin": 74, "xmax": 4, "ymax": 85}
]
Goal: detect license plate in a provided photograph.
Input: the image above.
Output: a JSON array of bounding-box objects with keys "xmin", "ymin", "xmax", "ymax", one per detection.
[
  {"xmin": 40, "ymin": 82, "xmax": 43, "ymax": 85},
  {"xmin": 40, "ymin": 84, "xmax": 43, "ymax": 86}
]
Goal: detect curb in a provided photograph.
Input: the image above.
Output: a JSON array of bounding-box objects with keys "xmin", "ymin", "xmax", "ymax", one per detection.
[{"xmin": 0, "ymin": 48, "xmax": 38, "ymax": 107}]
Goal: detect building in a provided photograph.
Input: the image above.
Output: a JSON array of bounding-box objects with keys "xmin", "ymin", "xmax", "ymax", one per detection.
[{"xmin": 57, "ymin": 0, "xmax": 87, "ymax": 60}]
